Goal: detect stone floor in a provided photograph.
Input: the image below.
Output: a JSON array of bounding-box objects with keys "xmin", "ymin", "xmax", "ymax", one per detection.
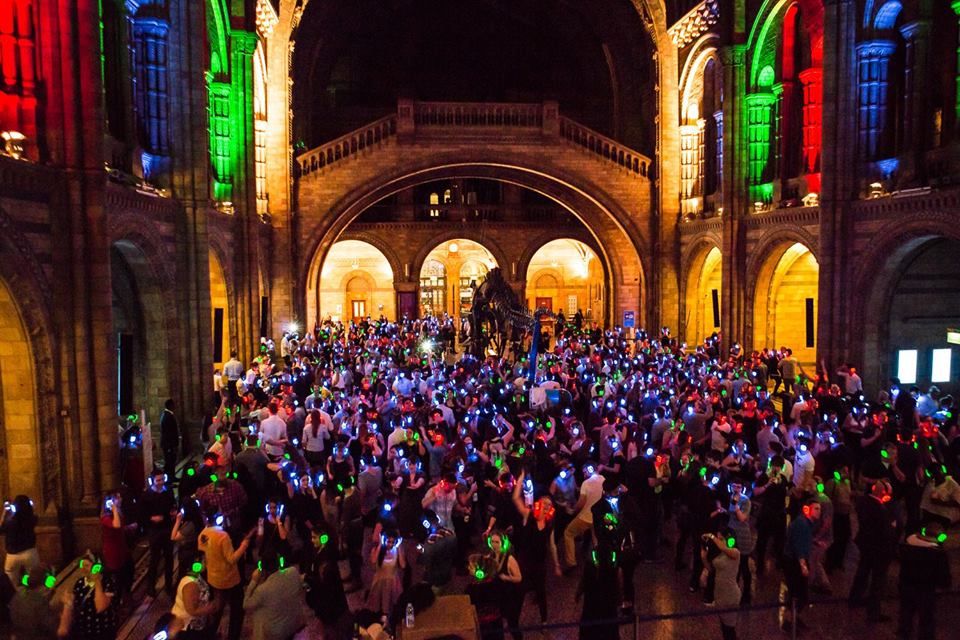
[{"xmin": 107, "ymin": 517, "xmax": 960, "ymax": 640}]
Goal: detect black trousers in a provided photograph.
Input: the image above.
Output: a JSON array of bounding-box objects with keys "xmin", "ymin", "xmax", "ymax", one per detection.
[
  {"xmin": 210, "ymin": 583, "xmax": 245, "ymax": 640},
  {"xmin": 163, "ymin": 447, "xmax": 178, "ymax": 476},
  {"xmin": 826, "ymin": 512, "xmax": 851, "ymax": 572},
  {"xmin": 755, "ymin": 518, "xmax": 785, "ymax": 576},
  {"xmin": 146, "ymin": 529, "xmax": 174, "ymax": 594},
  {"xmin": 849, "ymin": 552, "xmax": 890, "ymax": 622},
  {"xmin": 898, "ymin": 586, "xmax": 937, "ymax": 640},
  {"xmin": 782, "ymin": 557, "xmax": 808, "ymax": 621}
]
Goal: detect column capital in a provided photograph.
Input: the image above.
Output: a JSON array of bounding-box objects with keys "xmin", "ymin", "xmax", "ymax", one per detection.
[
  {"xmin": 899, "ymin": 19, "xmax": 931, "ymax": 42},
  {"xmin": 856, "ymin": 39, "xmax": 897, "ymax": 58},
  {"xmin": 230, "ymin": 29, "xmax": 259, "ymax": 57}
]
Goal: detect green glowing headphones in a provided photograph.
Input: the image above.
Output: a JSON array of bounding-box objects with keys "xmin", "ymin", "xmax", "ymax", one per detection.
[
  {"xmin": 486, "ymin": 532, "xmax": 510, "ymax": 553},
  {"xmin": 921, "ymin": 527, "xmax": 948, "ymax": 544},
  {"xmin": 21, "ymin": 573, "xmax": 57, "ymax": 589}
]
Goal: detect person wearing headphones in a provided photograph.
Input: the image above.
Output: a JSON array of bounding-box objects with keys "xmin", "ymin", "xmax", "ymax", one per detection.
[
  {"xmin": 898, "ymin": 519, "xmax": 952, "ymax": 640},
  {"xmin": 141, "ymin": 468, "xmax": 177, "ymax": 598},
  {"xmin": 781, "ymin": 497, "xmax": 820, "ymax": 633},
  {"xmin": 849, "ymin": 479, "xmax": 899, "ymax": 624}
]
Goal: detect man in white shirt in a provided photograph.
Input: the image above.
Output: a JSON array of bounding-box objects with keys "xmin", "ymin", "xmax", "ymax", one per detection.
[
  {"xmin": 562, "ymin": 466, "xmax": 605, "ymax": 569},
  {"xmin": 260, "ymin": 402, "xmax": 288, "ymax": 459},
  {"xmin": 393, "ymin": 372, "xmax": 414, "ymax": 397}
]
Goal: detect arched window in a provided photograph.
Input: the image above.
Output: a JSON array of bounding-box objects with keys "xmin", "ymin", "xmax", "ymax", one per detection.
[
  {"xmin": 680, "ymin": 44, "xmax": 723, "ymax": 217},
  {"xmin": 254, "ymin": 41, "xmax": 268, "ymax": 215},
  {"xmin": 0, "ymin": 0, "xmax": 40, "ymax": 160}
]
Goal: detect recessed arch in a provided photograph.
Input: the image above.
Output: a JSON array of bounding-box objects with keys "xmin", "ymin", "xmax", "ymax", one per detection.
[
  {"xmin": 319, "ymin": 240, "xmax": 395, "ymax": 322},
  {"xmin": 110, "ymin": 238, "xmax": 174, "ymax": 426},
  {"xmin": 524, "ymin": 238, "xmax": 605, "ymax": 326},
  {"xmin": 751, "ymin": 241, "xmax": 820, "ymax": 366},
  {"xmin": 417, "ymin": 238, "xmax": 498, "ymax": 321},
  {"xmin": 209, "ymin": 249, "xmax": 231, "ymax": 370},
  {"xmin": 301, "ymin": 162, "xmax": 649, "ymax": 332},
  {"xmin": 0, "ymin": 275, "xmax": 40, "ymax": 504},
  {"xmin": 854, "ymin": 217, "xmax": 960, "ymax": 393},
  {"xmin": 683, "ymin": 243, "xmax": 722, "ymax": 345}
]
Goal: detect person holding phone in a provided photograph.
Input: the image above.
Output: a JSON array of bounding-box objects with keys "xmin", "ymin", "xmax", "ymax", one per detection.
[{"xmin": 57, "ymin": 554, "xmax": 118, "ymax": 640}]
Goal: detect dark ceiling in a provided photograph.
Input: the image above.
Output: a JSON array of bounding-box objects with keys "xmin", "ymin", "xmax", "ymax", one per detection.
[{"xmin": 291, "ymin": 0, "xmax": 656, "ymax": 152}]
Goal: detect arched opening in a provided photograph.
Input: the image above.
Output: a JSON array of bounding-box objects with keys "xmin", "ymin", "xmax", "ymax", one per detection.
[
  {"xmin": 209, "ymin": 250, "xmax": 230, "ymax": 370},
  {"xmin": 863, "ymin": 237, "xmax": 960, "ymax": 394},
  {"xmin": 753, "ymin": 242, "xmax": 819, "ymax": 367},
  {"xmin": 319, "ymin": 240, "xmax": 395, "ymax": 322},
  {"xmin": 684, "ymin": 245, "xmax": 722, "ymax": 345},
  {"xmin": 0, "ymin": 276, "xmax": 39, "ymax": 501},
  {"xmin": 301, "ymin": 166, "xmax": 648, "ymax": 333},
  {"xmin": 111, "ymin": 242, "xmax": 170, "ymax": 423},
  {"xmin": 419, "ymin": 239, "xmax": 497, "ymax": 325},
  {"xmin": 524, "ymin": 239, "xmax": 604, "ymax": 327}
]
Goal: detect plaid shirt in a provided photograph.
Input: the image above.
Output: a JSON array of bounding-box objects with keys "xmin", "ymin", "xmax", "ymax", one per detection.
[{"xmin": 197, "ymin": 479, "xmax": 248, "ymax": 523}]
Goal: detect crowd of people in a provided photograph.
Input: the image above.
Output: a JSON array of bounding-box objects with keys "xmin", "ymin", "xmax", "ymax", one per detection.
[{"xmin": 2, "ymin": 315, "xmax": 958, "ymax": 640}]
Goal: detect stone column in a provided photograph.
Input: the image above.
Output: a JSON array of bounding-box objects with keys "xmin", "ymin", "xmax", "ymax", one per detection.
[
  {"xmin": 719, "ymin": 44, "xmax": 749, "ymax": 352},
  {"xmin": 818, "ymin": 0, "xmax": 859, "ymax": 373},
  {"xmin": 899, "ymin": 20, "xmax": 931, "ymax": 185}
]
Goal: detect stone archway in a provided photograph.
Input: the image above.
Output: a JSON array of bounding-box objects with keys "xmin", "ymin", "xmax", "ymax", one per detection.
[
  {"xmin": 318, "ymin": 240, "xmax": 396, "ymax": 321},
  {"xmin": 853, "ymin": 217, "xmax": 960, "ymax": 393},
  {"xmin": 110, "ymin": 238, "xmax": 177, "ymax": 430},
  {"xmin": 209, "ymin": 249, "xmax": 232, "ymax": 370},
  {"xmin": 751, "ymin": 241, "xmax": 820, "ymax": 367},
  {"xmin": 683, "ymin": 243, "xmax": 723, "ymax": 345},
  {"xmin": 301, "ymin": 162, "xmax": 650, "ymax": 332}
]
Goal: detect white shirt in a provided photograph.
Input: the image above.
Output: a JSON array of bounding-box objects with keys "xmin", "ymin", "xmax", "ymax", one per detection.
[
  {"xmin": 260, "ymin": 414, "xmax": 288, "ymax": 457},
  {"xmin": 302, "ymin": 413, "xmax": 332, "ymax": 453},
  {"xmin": 793, "ymin": 450, "xmax": 814, "ymax": 487},
  {"xmin": 576, "ymin": 474, "xmax": 605, "ymax": 523},
  {"xmin": 223, "ymin": 358, "xmax": 244, "ymax": 381}
]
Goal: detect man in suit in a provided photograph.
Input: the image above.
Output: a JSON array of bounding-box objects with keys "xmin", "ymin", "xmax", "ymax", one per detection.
[
  {"xmin": 849, "ymin": 479, "xmax": 898, "ymax": 623},
  {"xmin": 160, "ymin": 398, "xmax": 180, "ymax": 476}
]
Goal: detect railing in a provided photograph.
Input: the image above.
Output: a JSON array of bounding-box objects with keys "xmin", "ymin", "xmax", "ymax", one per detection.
[
  {"xmin": 412, "ymin": 100, "xmax": 543, "ymax": 128},
  {"xmin": 296, "ymin": 100, "xmax": 653, "ymax": 179},
  {"xmin": 296, "ymin": 114, "xmax": 397, "ymax": 176},
  {"xmin": 559, "ymin": 116, "xmax": 650, "ymax": 177}
]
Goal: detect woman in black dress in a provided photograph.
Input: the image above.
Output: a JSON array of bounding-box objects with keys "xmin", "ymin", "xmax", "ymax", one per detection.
[
  {"xmin": 512, "ymin": 470, "xmax": 560, "ymax": 624},
  {"xmin": 488, "ymin": 529, "xmax": 523, "ymax": 639}
]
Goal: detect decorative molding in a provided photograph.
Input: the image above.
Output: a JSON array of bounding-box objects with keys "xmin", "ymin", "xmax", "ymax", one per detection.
[
  {"xmin": 744, "ymin": 206, "xmax": 820, "ymax": 228},
  {"xmin": 668, "ymin": 1, "xmax": 719, "ymax": 48},
  {"xmin": 256, "ymin": 0, "xmax": 279, "ymax": 38}
]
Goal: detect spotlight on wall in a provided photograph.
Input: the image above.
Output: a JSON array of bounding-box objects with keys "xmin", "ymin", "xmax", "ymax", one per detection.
[
  {"xmin": 216, "ymin": 201, "xmax": 235, "ymax": 215},
  {"xmin": 753, "ymin": 201, "xmax": 766, "ymax": 214},
  {"xmin": 286, "ymin": 321, "xmax": 300, "ymax": 334},
  {"xmin": 448, "ymin": 242, "xmax": 459, "ymax": 253},
  {"xmin": 868, "ymin": 182, "xmax": 888, "ymax": 199},
  {"xmin": 0, "ymin": 131, "xmax": 26, "ymax": 160}
]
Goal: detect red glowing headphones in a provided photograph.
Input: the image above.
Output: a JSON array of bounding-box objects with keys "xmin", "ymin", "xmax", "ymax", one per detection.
[{"xmin": 532, "ymin": 498, "xmax": 555, "ymax": 522}]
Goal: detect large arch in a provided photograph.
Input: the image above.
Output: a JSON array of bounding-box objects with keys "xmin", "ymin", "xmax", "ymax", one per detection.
[
  {"xmin": 110, "ymin": 238, "xmax": 176, "ymax": 429},
  {"xmin": 318, "ymin": 240, "xmax": 396, "ymax": 322},
  {"xmin": 854, "ymin": 217, "xmax": 960, "ymax": 393},
  {"xmin": 683, "ymin": 243, "xmax": 723, "ymax": 346},
  {"xmin": 751, "ymin": 241, "xmax": 820, "ymax": 366},
  {"xmin": 301, "ymin": 162, "xmax": 649, "ymax": 332}
]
